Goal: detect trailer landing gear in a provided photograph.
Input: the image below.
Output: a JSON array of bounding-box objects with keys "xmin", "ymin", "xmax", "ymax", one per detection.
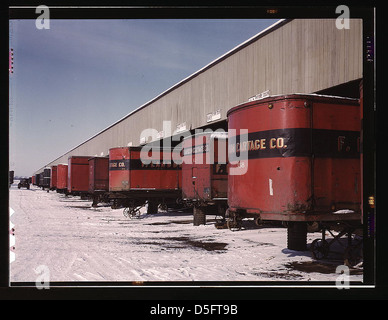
[
  {"xmin": 227, "ymin": 215, "xmax": 242, "ymax": 232},
  {"xmin": 123, "ymin": 206, "xmax": 142, "ymax": 219},
  {"xmin": 225, "ymin": 210, "xmax": 242, "ymax": 231},
  {"xmin": 310, "ymin": 222, "xmax": 363, "ymax": 267},
  {"xmin": 193, "ymin": 206, "xmax": 206, "ymax": 226}
]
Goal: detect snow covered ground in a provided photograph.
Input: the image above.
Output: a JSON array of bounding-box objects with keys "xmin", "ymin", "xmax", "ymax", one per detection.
[{"xmin": 9, "ymin": 183, "xmax": 363, "ymax": 284}]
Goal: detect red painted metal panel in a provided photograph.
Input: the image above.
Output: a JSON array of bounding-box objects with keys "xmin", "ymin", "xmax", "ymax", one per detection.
[
  {"xmin": 182, "ymin": 132, "xmax": 228, "ymax": 201},
  {"xmin": 50, "ymin": 165, "xmax": 57, "ymax": 189},
  {"xmin": 68, "ymin": 156, "xmax": 90, "ymax": 193},
  {"xmin": 109, "ymin": 147, "xmax": 130, "ymax": 192},
  {"xmin": 88, "ymin": 157, "xmax": 109, "ymax": 192},
  {"xmin": 109, "ymin": 147, "xmax": 181, "ymax": 192},
  {"xmin": 227, "ymin": 94, "xmax": 360, "ymax": 221},
  {"xmin": 56, "ymin": 164, "xmax": 68, "ymax": 190}
]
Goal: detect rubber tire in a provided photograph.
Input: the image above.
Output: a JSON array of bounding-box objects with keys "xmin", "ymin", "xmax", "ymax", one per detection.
[
  {"xmin": 287, "ymin": 222, "xmax": 307, "ymax": 251},
  {"xmin": 193, "ymin": 206, "xmax": 206, "ymax": 226}
]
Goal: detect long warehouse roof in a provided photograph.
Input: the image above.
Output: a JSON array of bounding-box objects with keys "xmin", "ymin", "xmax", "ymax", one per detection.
[
  {"xmin": 35, "ymin": 17, "xmax": 363, "ymax": 173},
  {"xmin": 40, "ymin": 19, "xmax": 288, "ymax": 169}
]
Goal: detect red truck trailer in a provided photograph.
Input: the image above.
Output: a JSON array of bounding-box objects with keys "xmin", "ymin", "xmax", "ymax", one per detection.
[
  {"xmin": 68, "ymin": 156, "xmax": 90, "ymax": 196},
  {"xmin": 34, "ymin": 173, "xmax": 41, "ymax": 187},
  {"xmin": 109, "ymin": 146, "xmax": 182, "ymax": 217},
  {"xmin": 182, "ymin": 131, "xmax": 228, "ymax": 225},
  {"xmin": 88, "ymin": 156, "xmax": 109, "ymax": 207},
  {"xmin": 227, "ymin": 94, "xmax": 361, "ymax": 259},
  {"xmin": 50, "ymin": 165, "xmax": 57, "ymax": 190},
  {"xmin": 56, "ymin": 164, "xmax": 68, "ymax": 193}
]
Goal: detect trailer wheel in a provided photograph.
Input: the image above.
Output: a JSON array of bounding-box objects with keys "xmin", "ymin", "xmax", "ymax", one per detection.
[
  {"xmin": 227, "ymin": 214, "xmax": 242, "ymax": 232},
  {"xmin": 254, "ymin": 216, "xmax": 263, "ymax": 227},
  {"xmin": 158, "ymin": 203, "xmax": 168, "ymax": 212},
  {"xmin": 193, "ymin": 206, "xmax": 206, "ymax": 226},
  {"xmin": 310, "ymin": 238, "xmax": 329, "ymax": 260},
  {"xmin": 123, "ymin": 207, "xmax": 130, "ymax": 218},
  {"xmin": 287, "ymin": 222, "xmax": 307, "ymax": 251},
  {"xmin": 123, "ymin": 207, "xmax": 141, "ymax": 219}
]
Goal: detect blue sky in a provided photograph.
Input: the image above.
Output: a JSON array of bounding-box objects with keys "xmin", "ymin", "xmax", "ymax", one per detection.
[{"xmin": 9, "ymin": 19, "xmax": 278, "ymax": 176}]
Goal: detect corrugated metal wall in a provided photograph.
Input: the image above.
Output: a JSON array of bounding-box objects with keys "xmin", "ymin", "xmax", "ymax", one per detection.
[{"xmin": 36, "ymin": 18, "xmax": 363, "ymax": 173}]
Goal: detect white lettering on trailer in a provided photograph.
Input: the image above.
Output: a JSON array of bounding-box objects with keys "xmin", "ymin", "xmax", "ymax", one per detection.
[{"xmin": 269, "ymin": 178, "xmax": 273, "ymax": 196}]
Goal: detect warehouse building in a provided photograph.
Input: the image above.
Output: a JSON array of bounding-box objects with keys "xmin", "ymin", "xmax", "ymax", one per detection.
[{"xmin": 34, "ymin": 18, "xmax": 363, "ymax": 174}]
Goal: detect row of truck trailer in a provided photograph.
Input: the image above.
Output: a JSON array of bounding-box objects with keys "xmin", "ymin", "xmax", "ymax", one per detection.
[{"xmin": 28, "ymin": 93, "xmax": 364, "ymax": 266}]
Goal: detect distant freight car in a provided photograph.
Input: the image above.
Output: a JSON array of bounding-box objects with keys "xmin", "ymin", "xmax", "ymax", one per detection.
[
  {"xmin": 56, "ymin": 164, "xmax": 68, "ymax": 193},
  {"xmin": 42, "ymin": 168, "xmax": 51, "ymax": 190},
  {"xmin": 109, "ymin": 146, "xmax": 182, "ymax": 217},
  {"xmin": 50, "ymin": 165, "xmax": 57, "ymax": 190},
  {"xmin": 68, "ymin": 156, "xmax": 90, "ymax": 196},
  {"xmin": 227, "ymin": 94, "xmax": 361, "ymax": 251},
  {"xmin": 182, "ymin": 131, "xmax": 228, "ymax": 226},
  {"xmin": 39, "ymin": 172, "xmax": 44, "ymax": 187},
  {"xmin": 35, "ymin": 173, "xmax": 40, "ymax": 187},
  {"xmin": 88, "ymin": 156, "xmax": 109, "ymax": 207}
]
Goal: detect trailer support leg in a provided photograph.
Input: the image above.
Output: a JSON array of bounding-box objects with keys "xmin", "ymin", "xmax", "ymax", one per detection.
[
  {"xmin": 287, "ymin": 222, "xmax": 307, "ymax": 251},
  {"xmin": 147, "ymin": 201, "xmax": 159, "ymax": 215},
  {"xmin": 193, "ymin": 206, "xmax": 206, "ymax": 226}
]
